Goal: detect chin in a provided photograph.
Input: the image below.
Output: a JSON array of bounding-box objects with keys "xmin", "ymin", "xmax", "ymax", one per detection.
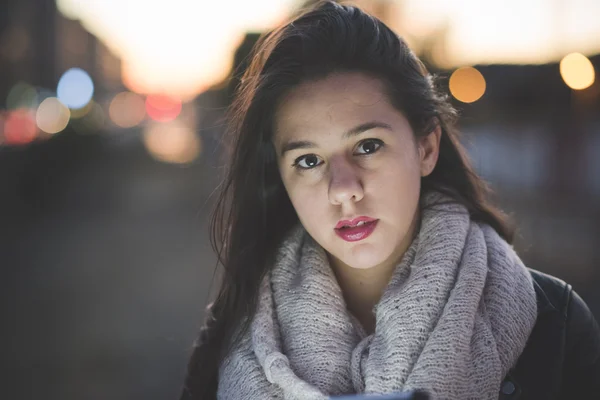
[{"xmin": 342, "ymin": 244, "xmax": 388, "ymax": 270}]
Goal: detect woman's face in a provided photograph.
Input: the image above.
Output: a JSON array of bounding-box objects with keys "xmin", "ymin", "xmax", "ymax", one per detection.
[{"xmin": 273, "ymin": 72, "xmax": 440, "ymax": 270}]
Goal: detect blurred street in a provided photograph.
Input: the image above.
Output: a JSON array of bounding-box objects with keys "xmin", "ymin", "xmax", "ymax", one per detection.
[{"xmin": 1, "ymin": 131, "xmax": 219, "ymax": 399}]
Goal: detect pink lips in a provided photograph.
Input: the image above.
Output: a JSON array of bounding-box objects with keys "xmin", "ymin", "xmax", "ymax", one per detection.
[{"xmin": 334, "ymin": 216, "xmax": 378, "ymax": 242}]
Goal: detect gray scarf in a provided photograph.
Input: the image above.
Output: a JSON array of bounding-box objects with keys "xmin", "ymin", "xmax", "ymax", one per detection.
[{"xmin": 218, "ymin": 192, "xmax": 538, "ymax": 399}]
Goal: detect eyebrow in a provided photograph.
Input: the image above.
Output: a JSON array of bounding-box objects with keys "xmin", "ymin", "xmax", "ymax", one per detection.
[{"xmin": 279, "ymin": 121, "xmax": 392, "ymax": 157}]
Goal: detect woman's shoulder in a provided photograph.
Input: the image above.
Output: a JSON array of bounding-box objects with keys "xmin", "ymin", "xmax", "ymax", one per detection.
[
  {"xmin": 527, "ymin": 268, "xmax": 570, "ymax": 311},
  {"xmin": 505, "ymin": 268, "xmax": 600, "ymax": 399},
  {"xmin": 528, "ymin": 268, "xmax": 599, "ymax": 352}
]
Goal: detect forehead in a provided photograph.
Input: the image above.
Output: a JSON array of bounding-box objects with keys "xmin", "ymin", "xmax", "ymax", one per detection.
[{"xmin": 273, "ymin": 72, "xmax": 397, "ymax": 143}]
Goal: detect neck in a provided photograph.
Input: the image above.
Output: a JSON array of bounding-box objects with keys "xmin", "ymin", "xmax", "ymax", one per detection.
[
  {"xmin": 329, "ymin": 210, "xmax": 420, "ymax": 334},
  {"xmin": 330, "ymin": 258, "xmax": 395, "ymax": 334}
]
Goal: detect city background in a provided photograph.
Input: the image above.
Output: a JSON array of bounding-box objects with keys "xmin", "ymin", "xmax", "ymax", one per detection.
[{"xmin": 1, "ymin": 0, "xmax": 599, "ymax": 399}]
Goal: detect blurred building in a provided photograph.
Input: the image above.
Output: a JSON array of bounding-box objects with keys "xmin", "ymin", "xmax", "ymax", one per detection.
[
  {"xmin": 459, "ymin": 57, "xmax": 600, "ymax": 300},
  {"xmin": 0, "ymin": 0, "xmax": 122, "ymax": 107}
]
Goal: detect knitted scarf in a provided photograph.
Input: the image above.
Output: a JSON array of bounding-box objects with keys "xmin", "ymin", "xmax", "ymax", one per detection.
[{"xmin": 217, "ymin": 192, "xmax": 538, "ymax": 399}]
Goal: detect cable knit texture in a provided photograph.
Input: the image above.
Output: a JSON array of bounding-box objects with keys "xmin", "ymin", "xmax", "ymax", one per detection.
[{"xmin": 217, "ymin": 192, "xmax": 538, "ymax": 399}]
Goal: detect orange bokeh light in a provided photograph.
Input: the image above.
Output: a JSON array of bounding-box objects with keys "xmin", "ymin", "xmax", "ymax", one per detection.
[
  {"xmin": 145, "ymin": 94, "xmax": 182, "ymax": 122},
  {"xmin": 560, "ymin": 53, "xmax": 595, "ymax": 90},
  {"xmin": 449, "ymin": 67, "xmax": 486, "ymax": 103},
  {"xmin": 109, "ymin": 91, "xmax": 146, "ymax": 128},
  {"xmin": 143, "ymin": 120, "xmax": 200, "ymax": 164}
]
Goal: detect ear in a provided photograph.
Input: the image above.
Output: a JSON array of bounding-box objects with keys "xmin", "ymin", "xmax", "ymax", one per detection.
[{"xmin": 418, "ymin": 120, "xmax": 442, "ymax": 177}]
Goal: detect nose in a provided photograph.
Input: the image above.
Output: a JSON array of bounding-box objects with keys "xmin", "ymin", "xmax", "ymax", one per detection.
[{"xmin": 328, "ymin": 157, "xmax": 364, "ymax": 206}]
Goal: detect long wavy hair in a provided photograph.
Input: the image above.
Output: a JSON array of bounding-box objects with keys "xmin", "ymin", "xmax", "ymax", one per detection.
[{"xmin": 180, "ymin": 1, "xmax": 513, "ymax": 398}]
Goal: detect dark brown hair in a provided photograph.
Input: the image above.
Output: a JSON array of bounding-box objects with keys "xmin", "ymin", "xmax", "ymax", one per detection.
[{"xmin": 180, "ymin": 2, "xmax": 513, "ymax": 398}]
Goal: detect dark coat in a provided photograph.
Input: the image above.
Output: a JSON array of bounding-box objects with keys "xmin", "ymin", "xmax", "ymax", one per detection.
[{"xmin": 499, "ymin": 269, "xmax": 600, "ymax": 400}]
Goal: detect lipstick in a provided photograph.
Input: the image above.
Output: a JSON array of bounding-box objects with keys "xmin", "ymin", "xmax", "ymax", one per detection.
[{"xmin": 334, "ymin": 216, "xmax": 378, "ymax": 242}]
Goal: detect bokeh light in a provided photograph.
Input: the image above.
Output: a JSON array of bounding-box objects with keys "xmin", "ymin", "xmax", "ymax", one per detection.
[
  {"xmin": 36, "ymin": 98, "xmax": 71, "ymax": 134},
  {"xmin": 145, "ymin": 94, "xmax": 182, "ymax": 122},
  {"xmin": 449, "ymin": 67, "xmax": 486, "ymax": 103},
  {"xmin": 143, "ymin": 120, "xmax": 201, "ymax": 164},
  {"xmin": 109, "ymin": 92, "xmax": 146, "ymax": 128},
  {"xmin": 83, "ymin": 102, "xmax": 106, "ymax": 132},
  {"xmin": 0, "ymin": 112, "xmax": 5, "ymax": 145},
  {"xmin": 6, "ymin": 82, "xmax": 38, "ymax": 110},
  {"xmin": 57, "ymin": 68, "xmax": 95, "ymax": 109},
  {"xmin": 70, "ymin": 101, "xmax": 94, "ymax": 119},
  {"xmin": 71, "ymin": 101, "xmax": 105, "ymax": 134},
  {"xmin": 560, "ymin": 53, "xmax": 595, "ymax": 90},
  {"xmin": 3, "ymin": 109, "xmax": 38, "ymax": 145}
]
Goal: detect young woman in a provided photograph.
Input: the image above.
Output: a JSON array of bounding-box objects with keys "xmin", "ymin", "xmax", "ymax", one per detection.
[{"xmin": 180, "ymin": 2, "xmax": 600, "ymax": 399}]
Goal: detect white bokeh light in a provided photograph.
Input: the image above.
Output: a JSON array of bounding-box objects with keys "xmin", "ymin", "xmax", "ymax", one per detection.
[{"xmin": 36, "ymin": 97, "xmax": 71, "ymax": 134}]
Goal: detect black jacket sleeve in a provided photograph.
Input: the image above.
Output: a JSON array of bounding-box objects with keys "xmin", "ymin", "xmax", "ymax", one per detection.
[{"xmin": 559, "ymin": 289, "xmax": 600, "ymax": 399}]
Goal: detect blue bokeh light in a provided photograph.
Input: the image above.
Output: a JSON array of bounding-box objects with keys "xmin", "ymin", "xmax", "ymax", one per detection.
[{"xmin": 57, "ymin": 68, "xmax": 94, "ymax": 109}]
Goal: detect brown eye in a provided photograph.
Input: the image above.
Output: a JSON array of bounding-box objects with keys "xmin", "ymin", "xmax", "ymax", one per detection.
[
  {"xmin": 355, "ymin": 139, "xmax": 383, "ymax": 155},
  {"xmin": 293, "ymin": 154, "xmax": 323, "ymax": 170}
]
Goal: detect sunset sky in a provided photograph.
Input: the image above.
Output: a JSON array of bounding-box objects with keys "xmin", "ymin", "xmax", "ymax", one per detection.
[{"xmin": 56, "ymin": 0, "xmax": 600, "ymax": 99}]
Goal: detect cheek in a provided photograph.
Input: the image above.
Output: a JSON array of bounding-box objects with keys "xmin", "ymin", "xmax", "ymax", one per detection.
[
  {"xmin": 370, "ymin": 147, "xmax": 421, "ymax": 193},
  {"xmin": 282, "ymin": 176, "xmax": 328, "ymax": 227},
  {"xmin": 367, "ymin": 152, "xmax": 422, "ymax": 224}
]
